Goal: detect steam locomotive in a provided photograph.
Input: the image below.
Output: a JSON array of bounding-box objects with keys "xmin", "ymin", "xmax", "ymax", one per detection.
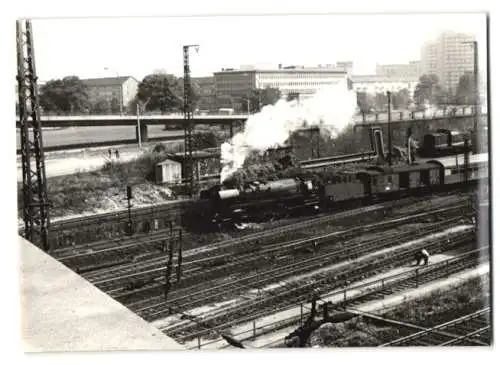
[{"xmin": 197, "ymin": 153, "xmax": 488, "ymax": 230}]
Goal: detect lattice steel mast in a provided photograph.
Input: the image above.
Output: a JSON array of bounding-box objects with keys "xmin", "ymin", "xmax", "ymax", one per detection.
[
  {"xmin": 16, "ymin": 19, "xmax": 50, "ymax": 251},
  {"xmin": 183, "ymin": 44, "xmax": 199, "ymax": 196}
]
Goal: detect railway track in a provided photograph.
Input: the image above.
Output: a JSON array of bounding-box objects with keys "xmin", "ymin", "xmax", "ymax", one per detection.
[
  {"xmin": 51, "ymin": 192, "xmax": 418, "ymax": 270},
  {"xmin": 195, "ymin": 247, "xmax": 488, "ymax": 349},
  {"xmin": 50, "ymin": 199, "xmax": 192, "ymax": 230},
  {"xmin": 47, "ymin": 199, "xmax": 192, "ymax": 248},
  {"xmin": 76, "ymin": 196, "xmax": 434, "ymax": 283},
  {"xmin": 53, "ymin": 228, "xmax": 182, "ymax": 271},
  {"xmin": 90, "ymin": 202, "xmax": 472, "ymax": 296},
  {"xmin": 162, "ymin": 225, "xmax": 478, "ymax": 343},
  {"xmin": 133, "ymin": 215, "xmax": 468, "ymax": 321},
  {"xmin": 380, "ymin": 307, "xmax": 491, "ymax": 346}
]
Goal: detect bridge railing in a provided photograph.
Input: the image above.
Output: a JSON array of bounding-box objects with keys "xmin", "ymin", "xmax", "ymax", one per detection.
[{"xmin": 17, "ymin": 105, "xmax": 487, "ymax": 120}]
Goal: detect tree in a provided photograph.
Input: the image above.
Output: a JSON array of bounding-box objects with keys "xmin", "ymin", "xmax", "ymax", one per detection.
[
  {"xmin": 110, "ymin": 97, "xmax": 121, "ymax": 113},
  {"xmin": 435, "ymin": 88, "xmax": 454, "ymax": 107},
  {"xmin": 93, "ymin": 99, "xmax": 110, "ymax": 114},
  {"xmin": 260, "ymin": 87, "xmax": 282, "ymax": 108},
  {"xmin": 39, "ymin": 76, "xmax": 90, "ymax": 114},
  {"xmin": 374, "ymin": 92, "xmax": 387, "ymax": 111},
  {"xmin": 456, "ymin": 72, "xmax": 476, "ymax": 105},
  {"xmin": 287, "ymin": 92, "xmax": 300, "ymax": 102},
  {"xmin": 356, "ymin": 92, "xmax": 375, "ymax": 113},
  {"xmin": 413, "ymin": 74, "xmax": 442, "ymax": 107},
  {"xmin": 216, "ymin": 94, "xmax": 235, "ymax": 110},
  {"xmin": 241, "ymin": 87, "xmax": 281, "ymax": 113},
  {"xmin": 196, "ymin": 83, "xmax": 217, "ymax": 111},
  {"xmin": 391, "ymin": 89, "xmax": 410, "ymax": 110},
  {"xmin": 136, "ymin": 73, "xmax": 184, "ymax": 113}
]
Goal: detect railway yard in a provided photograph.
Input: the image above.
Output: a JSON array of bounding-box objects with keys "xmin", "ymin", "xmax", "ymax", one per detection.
[
  {"xmin": 13, "ymin": 15, "xmax": 493, "ymax": 355},
  {"xmin": 45, "ymin": 183, "xmax": 491, "ymax": 349}
]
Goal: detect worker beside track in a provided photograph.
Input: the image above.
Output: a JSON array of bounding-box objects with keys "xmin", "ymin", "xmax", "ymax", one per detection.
[{"xmin": 414, "ymin": 248, "xmax": 430, "ymax": 266}]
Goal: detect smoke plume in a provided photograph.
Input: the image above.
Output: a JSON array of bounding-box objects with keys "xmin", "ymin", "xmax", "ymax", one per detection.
[{"xmin": 220, "ymin": 78, "xmax": 357, "ymax": 183}]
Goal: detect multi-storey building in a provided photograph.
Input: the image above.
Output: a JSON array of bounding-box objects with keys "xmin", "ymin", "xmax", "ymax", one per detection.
[
  {"xmin": 191, "ymin": 76, "xmax": 216, "ymax": 111},
  {"xmin": 213, "ymin": 65, "xmax": 347, "ymax": 109},
  {"xmin": 420, "ymin": 30, "xmax": 475, "ymax": 93},
  {"xmin": 351, "ymin": 75, "xmax": 419, "ymax": 101},
  {"xmin": 82, "ymin": 76, "xmax": 139, "ymax": 110},
  {"xmin": 336, "ymin": 61, "xmax": 354, "ymax": 75},
  {"xmin": 375, "ymin": 61, "xmax": 421, "ymax": 79}
]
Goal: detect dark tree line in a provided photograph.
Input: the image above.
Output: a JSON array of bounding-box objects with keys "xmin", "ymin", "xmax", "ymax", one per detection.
[
  {"xmin": 356, "ymin": 89, "xmax": 410, "ymax": 113},
  {"xmin": 35, "ymin": 71, "xmax": 476, "ymax": 116}
]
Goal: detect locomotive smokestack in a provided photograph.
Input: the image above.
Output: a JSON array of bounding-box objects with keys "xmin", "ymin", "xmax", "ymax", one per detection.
[{"xmin": 372, "ymin": 128, "xmax": 386, "ymax": 162}]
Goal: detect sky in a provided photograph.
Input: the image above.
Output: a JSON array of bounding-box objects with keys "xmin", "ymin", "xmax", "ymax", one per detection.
[{"xmin": 30, "ymin": 13, "xmax": 487, "ymax": 82}]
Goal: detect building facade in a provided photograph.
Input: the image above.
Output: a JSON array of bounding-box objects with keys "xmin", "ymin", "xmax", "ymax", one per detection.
[
  {"xmin": 335, "ymin": 61, "xmax": 354, "ymax": 75},
  {"xmin": 213, "ymin": 65, "xmax": 348, "ymax": 109},
  {"xmin": 191, "ymin": 76, "xmax": 216, "ymax": 111},
  {"xmin": 82, "ymin": 76, "xmax": 139, "ymax": 111},
  {"xmin": 375, "ymin": 61, "xmax": 421, "ymax": 79},
  {"xmin": 420, "ymin": 30, "xmax": 475, "ymax": 93},
  {"xmin": 351, "ymin": 75, "xmax": 419, "ymax": 101}
]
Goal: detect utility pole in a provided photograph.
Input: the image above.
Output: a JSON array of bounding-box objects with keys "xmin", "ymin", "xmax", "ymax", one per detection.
[
  {"xmin": 183, "ymin": 44, "xmax": 199, "ymax": 197},
  {"xmin": 17, "ymin": 19, "xmax": 51, "ymax": 251},
  {"xmin": 126, "ymin": 185, "xmax": 133, "ymax": 235},
  {"xmin": 386, "ymin": 91, "xmax": 392, "ymax": 166}
]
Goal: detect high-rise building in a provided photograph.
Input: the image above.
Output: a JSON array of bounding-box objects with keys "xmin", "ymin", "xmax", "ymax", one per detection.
[{"xmin": 420, "ymin": 30, "xmax": 475, "ymax": 93}]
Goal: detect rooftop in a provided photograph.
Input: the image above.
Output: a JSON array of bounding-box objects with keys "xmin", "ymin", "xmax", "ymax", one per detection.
[
  {"xmin": 351, "ymin": 74, "xmax": 419, "ymax": 83},
  {"xmin": 215, "ymin": 65, "xmax": 346, "ymax": 74},
  {"xmin": 82, "ymin": 76, "xmax": 139, "ymax": 87}
]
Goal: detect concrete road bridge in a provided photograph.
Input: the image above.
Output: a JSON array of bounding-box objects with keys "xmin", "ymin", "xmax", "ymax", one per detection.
[{"xmin": 16, "ymin": 106, "xmax": 487, "ymax": 150}]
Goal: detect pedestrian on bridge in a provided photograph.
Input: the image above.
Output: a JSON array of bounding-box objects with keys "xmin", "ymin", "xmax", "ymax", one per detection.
[{"xmin": 115, "ymin": 149, "xmax": 120, "ymax": 159}]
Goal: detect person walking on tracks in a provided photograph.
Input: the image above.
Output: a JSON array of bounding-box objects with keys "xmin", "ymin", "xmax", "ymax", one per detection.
[{"xmin": 414, "ymin": 248, "xmax": 430, "ymax": 266}]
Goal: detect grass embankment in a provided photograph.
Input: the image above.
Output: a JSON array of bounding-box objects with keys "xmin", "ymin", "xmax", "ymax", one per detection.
[
  {"xmin": 309, "ymin": 275, "xmax": 490, "ymax": 347},
  {"xmin": 17, "ymin": 131, "xmax": 227, "ymax": 220},
  {"xmin": 17, "ymin": 148, "xmax": 178, "ymax": 219}
]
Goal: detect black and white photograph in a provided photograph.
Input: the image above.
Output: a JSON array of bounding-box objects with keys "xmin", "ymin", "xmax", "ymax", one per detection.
[{"xmin": 10, "ymin": 4, "xmax": 493, "ymax": 355}]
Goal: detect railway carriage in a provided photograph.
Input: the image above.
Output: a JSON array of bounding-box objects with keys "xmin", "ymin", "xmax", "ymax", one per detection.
[
  {"xmin": 356, "ymin": 166, "xmax": 398, "ymax": 199},
  {"xmin": 198, "ymin": 152, "xmax": 488, "ymax": 230},
  {"xmin": 392, "ymin": 162, "xmax": 443, "ymax": 194}
]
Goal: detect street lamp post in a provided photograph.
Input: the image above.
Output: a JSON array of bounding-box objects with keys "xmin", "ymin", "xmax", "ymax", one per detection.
[
  {"xmin": 136, "ymin": 97, "xmax": 151, "ymax": 150},
  {"xmin": 105, "ymin": 67, "xmax": 124, "ymax": 116},
  {"xmin": 256, "ymin": 79, "xmax": 263, "ymax": 111}
]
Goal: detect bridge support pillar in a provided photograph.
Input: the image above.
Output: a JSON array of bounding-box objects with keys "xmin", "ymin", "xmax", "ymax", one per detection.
[{"xmin": 135, "ymin": 123, "xmax": 148, "ymax": 143}]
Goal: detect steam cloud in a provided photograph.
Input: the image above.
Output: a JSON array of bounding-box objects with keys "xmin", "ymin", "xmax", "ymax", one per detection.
[{"xmin": 220, "ymin": 78, "xmax": 357, "ymax": 183}]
